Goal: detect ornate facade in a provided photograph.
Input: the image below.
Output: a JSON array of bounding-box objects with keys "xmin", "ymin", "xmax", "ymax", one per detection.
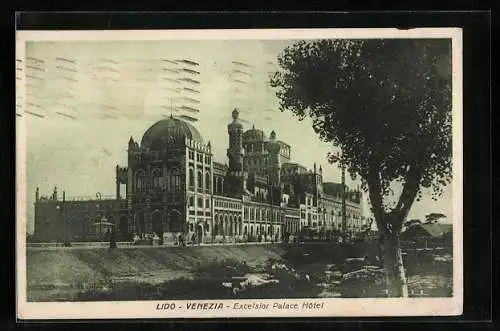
[{"xmin": 33, "ymin": 109, "xmax": 364, "ymax": 243}]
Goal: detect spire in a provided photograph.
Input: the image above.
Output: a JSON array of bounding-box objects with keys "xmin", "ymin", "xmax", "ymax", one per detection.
[
  {"xmin": 207, "ymin": 140, "xmax": 211, "ymax": 149},
  {"xmin": 314, "ymin": 162, "xmax": 317, "ymax": 173},
  {"xmin": 252, "ymin": 124, "xmax": 255, "ymax": 130},
  {"xmin": 128, "ymin": 136, "xmax": 135, "ymax": 151}
]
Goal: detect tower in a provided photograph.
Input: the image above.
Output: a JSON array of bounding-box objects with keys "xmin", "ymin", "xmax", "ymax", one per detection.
[
  {"xmin": 312, "ymin": 163, "xmax": 323, "ymax": 207},
  {"xmin": 227, "ymin": 108, "xmax": 244, "ymax": 173},
  {"xmin": 266, "ymin": 130, "xmax": 281, "ymax": 186}
]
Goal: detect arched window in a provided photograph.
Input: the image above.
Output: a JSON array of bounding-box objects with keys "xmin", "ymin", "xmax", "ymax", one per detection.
[
  {"xmin": 197, "ymin": 170, "xmax": 203, "ymax": 190},
  {"xmin": 152, "ymin": 168, "xmax": 162, "ymax": 188},
  {"xmin": 188, "ymin": 168, "xmax": 195, "ymax": 189},
  {"xmin": 135, "ymin": 170, "xmax": 145, "ymax": 191},
  {"xmin": 229, "ymin": 215, "xmax": 234, "ymax": 235},
  {"xmin": 213, "ymin": 177, "xmax": 217, "ymax": 194},
  {"xmin": 205, "ymin": 172, "xmax": 210, "ymax": 191},
  {"xmin": 170, "ymin": 168, "xmax": 181, "ymax": 192}
]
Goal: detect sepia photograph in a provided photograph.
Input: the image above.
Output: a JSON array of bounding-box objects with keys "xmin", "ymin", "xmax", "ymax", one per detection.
[{"xmin": 16, "ymin": 28, "xmax": 463, "ymax": 319}]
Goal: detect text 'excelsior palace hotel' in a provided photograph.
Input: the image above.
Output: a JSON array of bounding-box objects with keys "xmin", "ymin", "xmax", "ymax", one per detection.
[{"xmin": 33, "ymin": 109, "xmax": 364, "ymax": 244}]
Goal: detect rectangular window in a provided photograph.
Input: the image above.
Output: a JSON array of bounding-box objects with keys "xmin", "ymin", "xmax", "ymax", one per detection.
[
  {"xmin": 197, "ymin": 198, "xmax": 203, "ymax": 208},
  {"xmin": 205, "ymin": 199, "xmax": 210, "ymax": 209}
]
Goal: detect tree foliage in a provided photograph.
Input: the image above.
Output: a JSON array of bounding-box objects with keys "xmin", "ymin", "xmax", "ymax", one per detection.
[
  {"xmin": 424, "ymin": 212, "xmax": 447, "ymax": 223},
  {"xmin": 403, "ymin": 218, "xmax": 422, "ymax": 229},
  {"xmin": 271, "ymin": 39, "xmax": 452, "ymax": 233}
]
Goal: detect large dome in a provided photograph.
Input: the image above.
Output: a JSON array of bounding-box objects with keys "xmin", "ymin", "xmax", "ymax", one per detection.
[{"xmin": 141, "ymin": 117, "xmax": 204, "ymax": 150}]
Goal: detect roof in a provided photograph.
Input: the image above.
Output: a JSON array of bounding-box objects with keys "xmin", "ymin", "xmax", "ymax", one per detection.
[
  {"xmin": 141, "ymin": 117, "xmax": 204, "ymax": 150},
  {"xmin": 421, "ymin": 223, "xmax": 453, "ymax": 237},
  {"xmin": 282, "ymin": 162, "xmax": 306, "ymax": 170},
  {"xmin": 322, "ymin": 182, "xmax": 346, "ymax": 196}
]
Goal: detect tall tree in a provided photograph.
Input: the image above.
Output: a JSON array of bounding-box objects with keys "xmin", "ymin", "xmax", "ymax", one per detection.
[{"xmin": 270, "ymin": 39, "xmax": 452, "ymax": 297}]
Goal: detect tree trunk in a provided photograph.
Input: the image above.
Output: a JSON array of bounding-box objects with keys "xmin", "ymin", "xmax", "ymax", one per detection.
[{"xmin": 379, "ymin": 230, "xmax": 408, "ymax": 297}]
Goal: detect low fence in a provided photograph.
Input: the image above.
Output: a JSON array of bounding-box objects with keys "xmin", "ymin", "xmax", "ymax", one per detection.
[
  {"xmin": 400, "ymin": 240, "xmax": 453, "ymax": 250},
  {"xmin": 27, "ymin": 242, "xmax": 134, "ymax": 249},
  {"xmin": 26, "ymin": 240, "xmax": 283, "ymax": 250}
]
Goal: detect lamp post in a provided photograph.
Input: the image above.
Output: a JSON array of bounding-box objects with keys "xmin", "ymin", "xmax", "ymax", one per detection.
[
  {"xmin": 56, "ymin": 204, "xmax": 62, "ymax": 245},
  {"xmin": 96, "ymin": 192, "xmax": 102, "ymax": 242}
]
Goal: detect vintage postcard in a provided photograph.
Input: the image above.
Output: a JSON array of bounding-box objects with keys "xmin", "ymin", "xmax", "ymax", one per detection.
[{"xmin": 16, "ymin": 28, "xmax": 463, "ymax": 319}]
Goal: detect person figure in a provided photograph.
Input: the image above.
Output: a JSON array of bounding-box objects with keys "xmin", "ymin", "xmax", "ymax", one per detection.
[{"xmin": 109, "ymin": 230, "xmax": 117, "ymax": 249}]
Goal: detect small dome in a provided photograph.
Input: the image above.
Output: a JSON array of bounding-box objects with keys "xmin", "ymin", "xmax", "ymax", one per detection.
[
  {"xmin": 232, "ymin": 108, "xmax": 239, "ymax": 120},
  {"xmin": 141, "ymin": 117, "xmax": 204, "ymax": 150},
  {"xmin": 228, "ymin": 108, "xmax": 243, "ymax": 129},
  {"xmin": 243, "ymin": 127, "xmax": 265, "ymax": 141}
]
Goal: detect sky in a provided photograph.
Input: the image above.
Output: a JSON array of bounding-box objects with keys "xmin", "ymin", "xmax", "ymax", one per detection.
[{"xmin": 18, "ymin": 39, "xmax": 453, "ymax": 233}]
